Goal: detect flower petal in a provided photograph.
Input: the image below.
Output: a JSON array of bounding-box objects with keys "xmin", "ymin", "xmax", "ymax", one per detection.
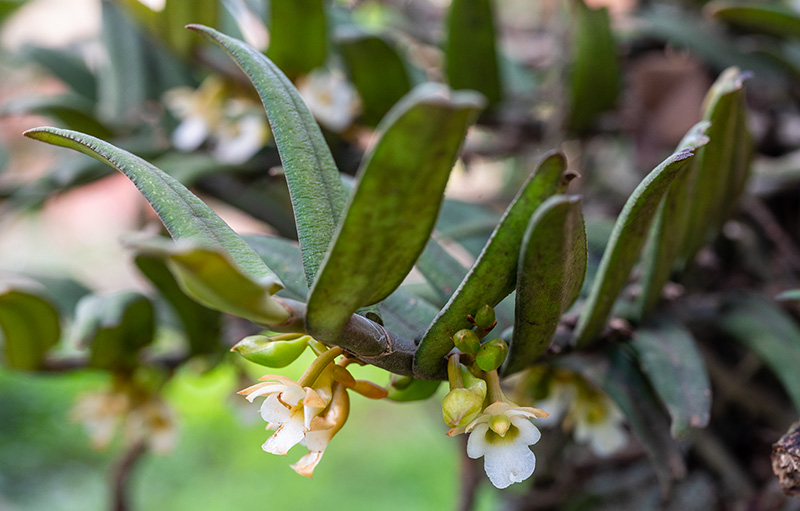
[
  {"xmin": 510, "ymin": 416, "xmax": 542, "ymax": 446},
  {"xmin": 260, "ymin": 393, "xmax": 291, "ymax": 424},
  {"xmin": 262, "ymin": 412, "xmax": 305, "ymax": 455},
  {"xmin": 290, "ymin": 450, "xmax": 324, "ymax": 478},
  {"xmin": 482, "ymin": 441, "xmax": 537, "ymax": 489},
  {"xmin": 466, "ymin": 423, "xmax": 490, "ymax": 459}
]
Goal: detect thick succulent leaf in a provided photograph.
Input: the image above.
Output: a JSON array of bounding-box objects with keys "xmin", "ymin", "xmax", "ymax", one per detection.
[
  {"xmin": 445, "ymin": 0, "xmax": 502, "ymax": 106},
  {"xmin": 338, "ymin": 31, "xmax": 412, "ymax": 126},
  {"xmin": 306, "ymin": 86, "xmax": 484, "ymax": 340},
  {"xmin": 128, "ymin": 239, "xmax": 290, "ymax": 326},
  {"xmin": 415, "ymin": 152, "xmax": 567, "ymax": 378},
  {"xmin": 415, "ymin": 237, "xmax": 469, "ymax": 305},
  {"xmin": 600, "ymin": 346, "xmax": 687, "ymax": 491},
  {"xmin": 267, "ymin": 0, "xmax": 327, "ymax": 79},
  {"xmin": 0, "ymin": 288, "xmax": 60, "ymax": 370},
  {"xmin": 707, "ymin": 2, "xmax": 800, "ymax": 40},
  {"xmin": 636, "ymin": 122, "xmax": 710, "ymax": 319},
  {"xmin": 135, "ymin": 255, "xmax": 222, "ymax": 356},
  {"xmin": 506, "ymin": 195, "xmax": 587, "ymax": 374},
  {"xmin": 189, "ymin": 25, "xmax": 348, "ymax": 287},
  {"xmin": 73, "ymin": 292, "xmax": 155, "ymax": 371},
  {"xmin": 568, "ymin": 0, "xmax": 621, "ymax": 132},
  {"xmin": 23, "ymin": 127, "xmax": 282, "ymax": 291},
  {"xmin": 573, "ymin": 148, "xmax": 696, "ymax": 347},
  {"xmin": 720, "ymin": 296, "xmax": 800, "ymax": 411},
  {"xmin": 681, "ymin": 68, "xmax": 751, "ymax": 263},
  {"xmin": 631, "ymin": 321, "xmax": 711, "ymax": 438}
]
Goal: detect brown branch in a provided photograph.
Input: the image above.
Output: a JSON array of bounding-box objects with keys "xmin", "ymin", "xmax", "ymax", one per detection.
[
  {"xmin": 111, "ymin": 441, "xmax": 147, "ymax": 511},
  {"xmin": 457, "ymin": 435, "xmax": 483, "ymax": 511}
]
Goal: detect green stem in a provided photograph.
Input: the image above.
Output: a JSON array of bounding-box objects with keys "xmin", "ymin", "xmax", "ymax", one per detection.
[
  {"xmin": 484, "ymin": 369, "xmax": 505, "ymax": 403},
  {"xmin": 448, "ymin": 354, "xmax": 464, "ymax": 391},
  {"xmin": 298, "ymin": 346, "xmax": 343, "ymax": 387}
]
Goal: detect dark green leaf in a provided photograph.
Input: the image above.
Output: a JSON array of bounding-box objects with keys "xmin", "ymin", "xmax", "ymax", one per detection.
[
  {"xmin": 23, "ymin": 127, "xmax": 282, "ymax": 290},
  {"xmin": 386, "ymin": 377, "xmax": 441, "ymax": 402},
  {"xmin": 574, "ymin": 148, "xmax": 696, "ymax": 347},
  {"xmin": 3, "ymin": 95, "xmax": 112, "ymax": 139},
  {"xmin": 445, "ymin": 0, "xmax": 502, "ymax": 106},
  {"xmin": 338, "ymin": 31, "xmax": 412, "ymax": 126},
  {"xmin": 73, "ymin": 292, "xmax": 154, "ymax": 371},
  {"xmin": 415, "ymin": 152, "xmax": 567, "ymax": 378},
  {"xmin": 267, "ymin": 0, "xmax": 327, "ymax": 79},
  {"xmin": 22, "ymin": 45, "xmax": 98, "ymax": 102},
  {"xmin": 379, "ymin": 289, "xmax": 440, "ymax": 341},
  {"xmin": 306, "ymin": 85, "xmax": 483, "ymax": 340},
  {"xmin": 707, "ymin": 2, "xmax": 800, "ymax": 40},
  {"xmin": 0, "ymin": 288, "xmax": 60, "ymax": 370},
  {"xmin": 242, "ymin": 234, "xmax": 308, "ymax": 301},
  {"xmin": 415, "ymin": 237, "xmax": 469, "ymax": 305},
  {"xmin": 189, "ymin": 24, "xmax": 349, "ymax": 287},
  {"xmin": 506, "ymin": 195, "xmax": 587, "ymax": 374},
  {"xmin": 568, "ymin": 0, "xmax": 621, "ymax": 132},
  {"xmin": 720, "ymin": 296, "xmax": 800, "ymax": 411},
  {"xmin": 631, "ymin": 321, "xmax": 711, "ymax": 438}
]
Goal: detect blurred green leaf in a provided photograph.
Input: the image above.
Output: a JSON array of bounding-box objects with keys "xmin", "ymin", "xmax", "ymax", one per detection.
[
  {"xmin": 163, "ymin": 0, "xmax": 218, "ymax": 56},
  {"xmin": 777, "ymin": 289, "xmax": 800, "ymax": 301},
  {"xmin": 22, "ymin": 45, "xmax": 98, "ymax": 102},
  {"xmin": 682, "ymin": 68, "xmax": 751, "ymax": 263},
  {"xmin": 386, "ymin": 377, "xmax": 441, "ymax": 402},
  {"xmin": 267, "ymin": 0, "xmax": 327, "ymax": 79},
  {"xmin": 380, "ymin": 289, "xmax": 440, "ymax": 341},
  {"xmin": 437, "ymin": 198, "xmax": 501, "ymax": 257},
  {"xmin": 637, "ymin": 122, "xmax": 710, "ymax": 319},
  {"xmin": 135, "ymin": 255, "xmax": 222, "ymax": 356},
  {"xmin": 242, "ymin": 234, "xmax": 308, "ymax": 301},
  {"xmin": 631, "ymin": 321, "xmax": 711, "ymax": 438},
  {"xmin": 707, "ymin": 2, "xmax": 800, "ymax": 40},
  {"xmin": 338, "ymin": 31, "xmax": 412, "ymax": 126},
  {"xmin": 0, "ymin": 0, "xmax": 25, "ymax": 24},
  {"xmin": 23, "ymin": 127, "xmax": 282, "ymax": 291},
  {"xmin": 720, "ymin": 296, "xmax": 800, "ymax": 411},
  {"xmin": 506, "ymin": 195, "xmax": 587, "ymax": 374},
  {"xmin": 306, "ymin": 85, "xmax": 483, "ymax": 340},
  {"xmin": 3, "ymin": 95, "xmax": 113, "ymax": 139},
  {"xmin": 415, "ymin": 152, "xmax": 567, "ymax": 378},
  {"xmin": 73, "ymin": 292, "xmax": 154, "ymax": 371},
  {"xmin": 190, "ymin": 25, "xmax": 349, "ymax": 287},
  {"xmin": 568, "ymin": 0, "xmax": 621, "ymax": 132},
  {"xmin": 415, "ymin": 237, "xmax": 469, "ymax": 305},
  {"xmin": 445, "ymin": 0, "xmax": 502, "ymax": 106},
  {"xmin": 0, "ymin": 289, "xmax": 60, "ymax": 370},
  {"xmin": 574, "ymin": 148, "xmax": 696, "ymax": 347}
]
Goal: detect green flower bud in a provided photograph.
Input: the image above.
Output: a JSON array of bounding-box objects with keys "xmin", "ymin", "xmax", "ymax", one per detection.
[
  {"xmin": 475, "ymin": 338, "xmax": 509, "ymax": 372},
  {"xmin": 453, "ymin": 328, "xmax": 481, "ymax": 354},
  {"xmin": 473, "ymin": 305, "xmax": 496, "ymax": 329},
  {"xmin": 442, "ymin": 388, "xmax": 485, "ymax": 427},
  {"xmin": 231, "ymin": 334, "xmax": 308, "ymax": 368}
]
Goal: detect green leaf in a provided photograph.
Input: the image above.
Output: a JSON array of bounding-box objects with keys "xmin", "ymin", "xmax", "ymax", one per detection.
[
  {"xmin": 242, "ymin": 234, "xmax": 308, "ymax": 301},
  {"xmin": 73, "ymin": 292, "xmax": 155, "ymax": 371},
  {"xmin": 445, "ymin": 0, "xmax": 503, "ymax": 106},
  {"xmin": 568, "ymin": 0, "xmax": 621, "ymax": 132},
  {"xmin": 573, "ymin": 148, "xmax": 696, "ymax": 347},
  {"xmin": 777, "ymin": 289, "xmax": 800, "ymax": 302},
  {"xmin": 600, "ymin": 346, "xmax": 686, "ymax": 491},
  {"xmin": 337, "ymin": 31, "xmax": 412, "ymax": 126},
  {"xmin": 306, "ymin": 85, "xmax": 484, "ymax": 340},
  {"xmin": 128, "ymin": 239, "xmax": 289, "ymax": 326},
  {"xmin": 415, "ymin": 237, "xmax": 469, "ymax": 305},
  {"xmin": 631, "ymin": 321, "xmax": 711, "ymax": 438},
  {"xmin": 414, "ymin": 152, "xmax": 567, "ymax": 378},
  {"xmin": 267, "ymin": 0, "xmax": 327, "ymax": 79},
  {"xmin": 22, "ymin": 45, "xmax": 98, "ymax": 102},
  {"xmin": 720, "ymin": 296, "xmax": 800, "ymax": 411},
  {"xmin": 506, "ymin": 195, "xmax": 587, "ymax": 374},
  {"xmin": 386, "ymin": 377, "xmax": 441, "ymax": 402},
  {"xmin": 707, "ymin": 2, "xmax": 800, "ymax": 40},
  {"xmin": 189, "ymin": 24, "xmax": 349, "ymax": 287},
  {"xmin": 681, "ymin": 68, "xmax": 751, "ymax": 263},
  {"xmin": 23, "ymin": 127, "xmax": 282, "ymax": 291},
  {"xmin": 162, "ymin": 0, "xmax": 219, "ymax": 57},
  {"xmin": 379, "ymin": 289, "xmax": 441, "ymax": 341},
  {"xmin": 135, "ymin": 255, "xmax": 222, "ymax": 356},
  {"xmin": 636, "ymin": 122, "xmax": 710, "ymax": 319},
  {"xmin": 0, "ymin": 288, "xmax": 60, "ymax": 370},
  {"xmin": 2, "ymin": 95, "xmax": 113, "ymax": 139}
]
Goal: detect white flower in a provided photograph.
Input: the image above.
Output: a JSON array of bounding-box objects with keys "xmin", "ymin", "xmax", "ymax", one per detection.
[
  {"xmin": 290, "ymin": 381, "xmax": 350, "ymax": 478},
  {"xmin": 238, "ymin": 373, "xmax": 333, "ymax": 456},
  {"xmin": 451, "ymin": 401, "xmax": 548, "ymax": 489},
  {"xmin": 297, "ymin": 69, "xmax": 360, "ymax": 133},
  {"xmin": 125, "ymin": 399, "xmax": 179, "ymax": 455},
  {"xmin": 70, "ymin": 390, "xmax": 129, "ymax": 449},
  {"xmin": 571, "ymin": 394, "xmax": 627, "ymax": 457}
]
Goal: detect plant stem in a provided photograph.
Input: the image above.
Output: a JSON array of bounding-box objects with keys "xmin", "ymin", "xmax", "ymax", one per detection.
[
  {"xmin": 298, "ymin": 347, "xmax": 343, "ymax": 387},
  {"xmin": 111, "ymin": 441, "xmax": 147, "ymax": 511}
]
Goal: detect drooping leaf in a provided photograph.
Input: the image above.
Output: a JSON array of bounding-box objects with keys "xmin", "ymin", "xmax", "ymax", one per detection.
[
  {"xmin": 445, "ymin": 0, "xmax": 502, "ymax": 106},
  {"xmin": 189, "ymin": 25, "xmax": 348, "ymax": 287},
  {"xmin": 573, "ymin": 148, "xmax": 696, "ymax": 347},
  {"xmin": 415, "ymin": 152, "xmax": 567, "ymax": 378},
  {"xmin": 23, "ymin": 127, "xmax": 283, "ymax": 292},
  {"xmin": 631, "ymin": 321, "xmax": 712, "ymax": 438},
  {"xmin": 73, "ymin": 292, "xmax": 155, "ymax": 371},
  {"xmin": 506, "ymin": 195, "xmax": 587, "ymax": 374},
  {"xmin": 707, "ymin": 2, "xmax": 800, "ymax": 41},
  {"xmin": 337, "ymin": 31, "xmax": 412, "ymax": 126},
  {"xmin": 0, "ymin": 288, "xmax": 60, "ymax": 370},
  {"xmin": 267, "ymin": 0, "xmax": 327, "ymax": 79},
  {"xmin": 681, "ymin": 68, "xmax": 751, "ymax": 263},
  {"xmin": 568, "ymin": 0, "xmax": 621, "ymax": 133},
  {"xmin": 720, "ymin": 295, "xmax": 800, "ymax": 411},
  {"xmin": 306, "ymin": 85, "xmax": 484, "ymax": 340},
  {"xmin": 636, "ymin": 122, "xmax": 710, "ymax": 319},
  {"xmin": 135, "ymin": 255, "xmax": 222, "ymax": 356}
]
